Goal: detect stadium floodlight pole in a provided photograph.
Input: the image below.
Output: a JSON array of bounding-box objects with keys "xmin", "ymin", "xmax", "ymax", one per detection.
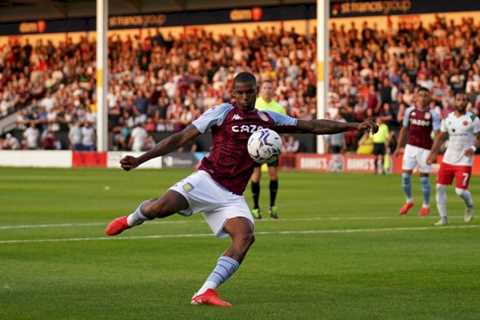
[
  {"xmin": 316, "ymin": 0, "xmax": 329, "ymax": 154},
  {"xmin": 96, "ymin": 0, "xmax": 108, "ymax": 152}
]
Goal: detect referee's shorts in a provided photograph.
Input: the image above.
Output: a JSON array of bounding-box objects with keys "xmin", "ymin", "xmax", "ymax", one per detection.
[
  {"xmin": 253, "ymin": 159, "xmax": 279, "ymax": 168},
  {"xmin": 373, "ymin": 143, "xmax": 386, "ymax": 156}
]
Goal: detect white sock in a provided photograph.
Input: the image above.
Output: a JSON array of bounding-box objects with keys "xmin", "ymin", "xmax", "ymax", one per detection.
[
  {"xmin": 455, "ymin": 188, "xmax": 474, "ymax": 208},
  {"xmin": 196, "ymin": 281, "xmax": 217, "ymax": 296},
  {"xmin": 195, "ymin": 256, "xmax": 240, "ymax": 296},
  {"xmin": 127, "ymin": 201, "xmax": 148, "ymax": 227},
  {"xmin": 436, "ymin": 184, "xmax": 448, "ymax": 219}
]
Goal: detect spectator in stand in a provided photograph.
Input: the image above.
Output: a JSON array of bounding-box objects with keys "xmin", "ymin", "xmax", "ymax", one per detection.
[
  {"xmin": 41, "ymin": 129, "xmax": 58, "ymax": 150},
  {"xmin": 69, "ymin": 121, "xmax": 83, "ymax": 150},
  {"xmin": 282, "ymin": 135, "xmax": 300, "ymax": 153},
  {"xmin": 129, "ymin": 123, "xmax": 148, "ymax": 152},
  {"xmin": 81, "ymin": 121, "xmax": 96, "ymax": 151},
  {"xmin": 4, "ymin": 133, "xmax": 20, "ymax": 150},
  {"xmin": 23, "ymin": 123, "xmax": 39, "ymax": 149}
]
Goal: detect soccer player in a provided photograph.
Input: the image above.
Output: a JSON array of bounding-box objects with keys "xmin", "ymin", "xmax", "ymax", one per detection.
[
  {"xmin": 427, "ymin": 93, "xmax": 480, "ymax": 225},
  {"xmin": 105, "ymin": 72, "xmax": 377, "ymax": 308},
  {"xmin": 394, "ymin": 87, "xmax": 441, "ymax": 216},
  {"xmin": 250, "ymin": 80, "xmax": 286, "ymax": 219}
]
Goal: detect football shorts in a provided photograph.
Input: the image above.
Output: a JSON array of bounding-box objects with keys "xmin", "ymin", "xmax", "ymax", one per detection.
[
  {"xmin": 437, "ymin": 162, "xmax": 472, "ymax": 189},
  {"xmin": 169, "ymin": 170, "xmax": 254, "ymax": 238},
  {"xmin": 402, "ymin": 144, "xmax": 432, "ymax": 173}
]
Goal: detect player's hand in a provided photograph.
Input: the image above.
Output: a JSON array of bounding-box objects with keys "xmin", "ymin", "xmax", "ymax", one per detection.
[
  {"xmin": 357, "ymin": 119, "xmax": 378, "ymax": 134},
  {"xmin": 393, "ymin": 148, "xmax": 403, "ymax": 157},
  {"xmin": 426, "ymin": 154, "xmax": 436, "ymax": 165},
  {"xmin": 464, "ymin": 148, "xmax": 475, "ymax": 157},
  {"xmin": 120, "ymin": 155, "xmax": 140, "ymax": 171}
]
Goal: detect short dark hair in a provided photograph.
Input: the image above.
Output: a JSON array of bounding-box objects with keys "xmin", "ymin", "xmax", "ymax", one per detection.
[
  {"xmin": 234, "ymin": 72, "xmax": 256, "ymax": 86},
  {"xmin": 416, "ymin": 86, "xmax": 430, "ymax": 93}
]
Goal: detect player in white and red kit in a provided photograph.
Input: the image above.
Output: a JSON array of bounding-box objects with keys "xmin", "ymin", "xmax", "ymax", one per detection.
[
  {"xmin": 394, "ymin": 87, "xmax": 441, "ymax": 216},
  {"xmin": 104, "ymin": 72, "xmax": 377, "ymax": 307},
  {"xmin": 427, "ymin": 93, "xmax": 480, "ymax": 225}
]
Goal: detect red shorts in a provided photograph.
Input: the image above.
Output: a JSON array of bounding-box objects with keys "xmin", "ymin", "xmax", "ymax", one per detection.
[{"xmin": 437, "ymin": 162, "xmax": 472, "ymax": 189}]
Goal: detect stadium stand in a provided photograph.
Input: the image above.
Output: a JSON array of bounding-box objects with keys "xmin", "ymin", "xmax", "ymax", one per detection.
[{"xmin": 1, "ymin": 15, "xmax": 480, "ymax": 151}]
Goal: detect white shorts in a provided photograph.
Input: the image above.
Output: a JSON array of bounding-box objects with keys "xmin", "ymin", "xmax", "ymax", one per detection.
[
  {"xmin": 169, "ymin": 170, "xmax": 254, "ymax": 238},
  {"xmin": 402, "ymin": 144, "xmax": 432, "ymax": 173}
]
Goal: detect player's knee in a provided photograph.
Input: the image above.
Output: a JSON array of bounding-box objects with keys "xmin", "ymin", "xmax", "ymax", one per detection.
[
  {"xmin": 247, "ymin": 233, "xmax": 255, "ymax": 246},
  {"xmin": 235, "ymin": 232, "xmax": 255, "ymax": 249},
  {"xmin": 401, "ymin": 172, "xmax": 410, "ymax": 179},
  {"xmin": 455, "ymin": 188, "xmax": 466, "ymax": 197},
  {"xmin": 436, "ymin": 184, "xmax": 447, "ymax": 192}
]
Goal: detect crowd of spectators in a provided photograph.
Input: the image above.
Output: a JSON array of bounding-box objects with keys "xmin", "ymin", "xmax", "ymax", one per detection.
[
  {"xmin": 1, "ymin": 26, "xmax": 316, "ymax": 151},
  {"xmin": 2, "ymin": 15, "xmax": 480, "ymax": 152},
  {"xmin": 326, "ymin": 15, "xmax": 480, "ymax": 152}
]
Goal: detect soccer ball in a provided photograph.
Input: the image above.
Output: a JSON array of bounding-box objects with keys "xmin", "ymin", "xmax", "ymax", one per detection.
[{"xmin": 247, "ymin": 128, "xmax": 282, "ymax": 163}]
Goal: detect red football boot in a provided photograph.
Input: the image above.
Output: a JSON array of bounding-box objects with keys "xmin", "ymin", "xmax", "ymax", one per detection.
[
  {"xmin": 418, "ymin": 207, "xmax": 430, "ymax": 217},
  {"xmin": 399, "ymin": 202, "xmax": 414, "ymax": 215},
  {"xmin": 191, "ymin": 289, "xmax": 232, "ymax": 308},
  {"xmin": 105, "ymin": 216, "xmax": 130, "ymax": 236}
]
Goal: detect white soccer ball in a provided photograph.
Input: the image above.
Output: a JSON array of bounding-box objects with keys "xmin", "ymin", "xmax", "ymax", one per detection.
[{"xmin": 247, "ymin": 128, "xmax": 282, "ymax": 163}]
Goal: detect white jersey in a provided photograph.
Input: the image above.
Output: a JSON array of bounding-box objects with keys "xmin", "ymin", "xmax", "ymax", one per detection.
[
  {"xmin": 130, "ymin": 127, "xmax": 147, "ymax": 152},
  {"xmin": 441, "ymin": 112, "xmax": 480, "ymax": 166},
  {"xmin": 81, "ymin": 126, "xmax": 95, "ymax": 147}
]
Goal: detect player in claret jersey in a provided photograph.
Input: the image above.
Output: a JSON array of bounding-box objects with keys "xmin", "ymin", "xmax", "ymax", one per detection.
[
  {"xmin": 427, "ymin": 93, "xmax": 480, "ymax": 226},
  {"xmin": 105, "ymin": 72, "xmax": 377, "ymax": 308},
  {"xmin": 394, "ymin": 87, "xmax": 441, "ymax": 217}
]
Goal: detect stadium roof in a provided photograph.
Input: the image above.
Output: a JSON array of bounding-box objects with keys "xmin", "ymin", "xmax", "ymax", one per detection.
[{"xmin": 0, "ymin": 0, "xmax": 315, "ymax": 23}]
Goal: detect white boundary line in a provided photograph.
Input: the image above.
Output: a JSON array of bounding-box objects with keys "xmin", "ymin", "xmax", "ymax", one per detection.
[
  {"xmin": 0, "ymin": 215, "xmax": 470, "ymax": 230},
  {"xmin": 0, "ymin": 225, "xmax": 478, "ymax": 245}
]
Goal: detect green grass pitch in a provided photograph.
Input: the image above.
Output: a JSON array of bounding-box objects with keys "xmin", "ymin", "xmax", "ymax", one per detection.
[{"xmin": 1, "ymin": 167, "xmax": 479, "ymax": 320}]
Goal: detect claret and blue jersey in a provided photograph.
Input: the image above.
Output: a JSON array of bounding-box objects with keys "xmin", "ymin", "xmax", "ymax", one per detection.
[
  {"xmin": 192, "ymin": 103, "xmax": 297, "ymax": 195},
  {"xmin": 403, "ymin": 106, "xmax": 441, "ymax": 149}
]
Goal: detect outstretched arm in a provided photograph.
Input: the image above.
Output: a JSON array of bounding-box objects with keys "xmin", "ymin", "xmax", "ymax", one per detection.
[
  {"xmin": 298, "ymin": 119, "xmax": 377, "ymax": 134},
  {"xmin": 276, "ymin": 119, "xmax": 377, "ymax": 135},
  {"xmin": 120, "ymin": 125, "xmax": 201, "ymax": 171}
]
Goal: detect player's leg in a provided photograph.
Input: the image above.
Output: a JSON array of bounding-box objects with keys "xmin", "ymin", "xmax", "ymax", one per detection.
[
  {"xmin": 400, "ymin": 170, "xmax": 414, "ymax": 215},
  {"xmin": 418, "ymin": 173, "xmax": 431, "ymax": 216},
  {"xmin": 250, "ymin": 166, "xmax": 262, "ymax": 219},
  {"xmin": 192, "ymin": 217, "xmax": 255, "ymax": 308},
  {"xmin": 435, "ymin": 184, "xmax": 449, "ymax": 226},
  {"xmin": 434, "ymin": 163, "xmax": 454, "ymax": 226},
  {"xmin": 373, "ymin": 144, "xmax": 384, "ymax": 174},
  {"xmin": 418, "ymin": 148, "xmax": 434, "ymax": 216},
  {"xmin": 268, "ymin": 164, "xmax": 279, "ymax": 219},
  {"xmin": 378, "ymin": 154, "xmax": 385, "ymax": 174},
  {"xmin": 379, "ymin": 143, "xmax": 386, "ymax": 174},
  {"xmin": 454, "ymin": 166, "xmax": 474, "ymax": 223},
  {"xmin": 400, "ymin": 145, "xmax": 415, "ymax": 214},
  {"xmin": 105, "ymin": 190, "xmax": 188, "ymax": 236}
]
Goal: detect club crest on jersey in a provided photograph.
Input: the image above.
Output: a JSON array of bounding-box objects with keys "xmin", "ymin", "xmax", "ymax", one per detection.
[
  {"xmin": 463, "ymin": 120, "xmax": 469, "ymax": 126},
  {"xmin": 258, "ymin": 112, "xmax": 269, "ymax": 122},
  {"xmin": 232, "ymin": 124, "xmax": 264, "ymax": 133},
  {"xmin": 183, "ymin": 183, "xmax": 194, "ymax": 192}
]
